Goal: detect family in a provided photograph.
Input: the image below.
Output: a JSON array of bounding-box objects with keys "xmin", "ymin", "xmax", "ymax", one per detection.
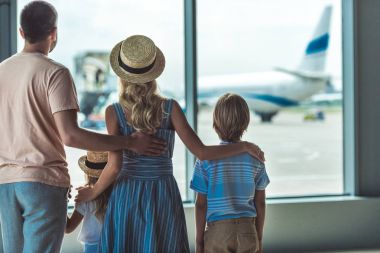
[{"xmin": 0, "ymin": 1, "xmax": 269, "ymax": 253}]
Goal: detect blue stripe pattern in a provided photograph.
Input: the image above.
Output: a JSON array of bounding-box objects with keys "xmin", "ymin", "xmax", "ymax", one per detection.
[
  {"xmin": 306, "ymin": 33, "xmax": 329, "ymax": 55},
  {"xmin": 198, "ymin": 92, "xmax": 299, "ymax": 107},
  {"xmin": 98, "ymin": 99, "xmax": 190, "ymax": 253},
  {"xmin": 243, "ymin": 93, "xmax": 299, "ymax": 107},
  {"xmin": 191, "ymin": 144, "xmax": 270, "ymax": 222}
]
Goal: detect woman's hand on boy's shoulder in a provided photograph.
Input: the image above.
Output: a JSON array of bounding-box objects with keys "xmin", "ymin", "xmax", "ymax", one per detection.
[
  {"xmin": 75, "ymin": 186, "xmax": 97, "ymax": 203},
  {"xmin": 244, "ymin": 141, "xmax": 265, "ymax": 162}
]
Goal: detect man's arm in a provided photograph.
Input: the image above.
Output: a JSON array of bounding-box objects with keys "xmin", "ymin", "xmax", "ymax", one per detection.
[
  {"xmin": 254, "ymin": 190, "xmax": 266, "ymax": 253},
  {"xmin": 53, "ymin": 108, "xmax": 166, "ymax": 155},
  {"xmin": 195, "ymin": 193, "xmax": 207, "ymax": 253}
]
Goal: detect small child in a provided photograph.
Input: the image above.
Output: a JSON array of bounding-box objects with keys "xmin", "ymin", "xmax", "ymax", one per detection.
[
  {"xmin": 66, "ymin": 151, "xmax": 112, "ymax": 253},
  {"xmin": 191, "ymin": 93, "xmax": 270, "ymax": 253}
]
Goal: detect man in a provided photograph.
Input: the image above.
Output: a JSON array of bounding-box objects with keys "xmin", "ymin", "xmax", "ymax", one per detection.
[{"xmin": 0, "ymin": 1, "xmax": 165, "ymax": 252}]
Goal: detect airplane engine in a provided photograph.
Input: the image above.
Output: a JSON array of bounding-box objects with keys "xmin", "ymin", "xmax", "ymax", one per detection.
[{"xmin": 255, "ymin": 111, "xmax": 278, "ymax": 122}]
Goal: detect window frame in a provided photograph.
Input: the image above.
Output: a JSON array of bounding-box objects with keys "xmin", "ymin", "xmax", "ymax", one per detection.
[
  {"xmin": 9, "ymin": 0, "xmax": 355, "ymax": 202},
  {"xmin": 184, "ymin": 0, "xmax": 197, "ymax": 202},
  {"xmin": 183, "ymin": 0, "xmax": 355, "ymax": 201},
  {"xmin": 0, "ymin": 0, "xmax": 17, "ymax": 61},
  {"xmin": 342, "ymin": 0, "xmax": 358, "ymax": 196}
]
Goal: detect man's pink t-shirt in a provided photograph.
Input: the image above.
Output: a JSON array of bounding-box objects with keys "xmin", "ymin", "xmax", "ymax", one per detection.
[{"xmin": 0, "ymin": 52, "xmax": 79, "ymax": 187}]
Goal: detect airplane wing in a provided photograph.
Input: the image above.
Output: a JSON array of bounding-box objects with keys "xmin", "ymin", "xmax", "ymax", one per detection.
[{"xmin": 275, "ymin": 67, "xmax": 330, "ymax": 81}]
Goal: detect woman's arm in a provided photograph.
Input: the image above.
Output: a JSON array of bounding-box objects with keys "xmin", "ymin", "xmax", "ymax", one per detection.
[
  {"xmin": 195, "ymin": 193, "xmax": 207, "ymax": 253},
  {"xmin": 65, "ymin": 210, "xmax": 83, "ymax": 233},
  {"xmin": 75, "ymin": 106, "xmax": 123, "ymax": 202},
  {"xmin": 171, "ymin": 100, "xmax": 265, "ymax": 161}
]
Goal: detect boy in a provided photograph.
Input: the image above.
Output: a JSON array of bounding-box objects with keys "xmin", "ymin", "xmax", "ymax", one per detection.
[{"xmin": 191, "ymin": 93, "xmax": 270, "ymax": 253}]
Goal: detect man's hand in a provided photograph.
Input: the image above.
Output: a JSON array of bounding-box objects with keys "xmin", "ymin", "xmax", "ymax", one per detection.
[
  {"xmin": 245, "ymin": 142, "xmax": 265, "ymax": 162},
  {"xmin": 128, "ymin": 131, "xmax": 166, "ymax": 156},
  {"xmin": 66, "ymin": 185, "xmax": 73, "ymax": 202}
]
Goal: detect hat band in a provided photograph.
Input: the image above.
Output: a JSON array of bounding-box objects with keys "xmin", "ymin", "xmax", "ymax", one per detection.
[
  {"xmin": 118, "ymin": 53, "xmax": 156, "ymax": 75},
  {"xmin": 85, "ymin": 160, "xmax": 107, "ymax": 170}
]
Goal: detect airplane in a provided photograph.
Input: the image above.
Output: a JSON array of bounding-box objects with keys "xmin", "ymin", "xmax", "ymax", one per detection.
[
  {"xmin": 197, "ymin": 6, "xmax": 333, "ymax": 122},
  {"xmin": 74, "ymin": 6, "xmax": 333, "ymax": 128}
]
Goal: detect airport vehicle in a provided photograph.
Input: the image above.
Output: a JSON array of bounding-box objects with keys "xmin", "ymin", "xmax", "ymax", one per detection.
[
  {"xmin": 304, "ymin": 109, "xmax": 325, "ymax": 121},
  {"xmin": 74, "ymin": 52, "xmax": 116, "ymax": 129},
  {"xmin": 198, "ymin": 6, "xmax": 333, "ymax": 122}
]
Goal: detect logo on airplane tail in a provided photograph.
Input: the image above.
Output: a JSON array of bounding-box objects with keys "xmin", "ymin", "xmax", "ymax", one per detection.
[{"xmin": 306, "ymin": 33, "xmax": 329, "ymax": 55}]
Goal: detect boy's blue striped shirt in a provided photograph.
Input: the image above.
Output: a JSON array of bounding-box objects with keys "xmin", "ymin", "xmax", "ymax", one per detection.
[{"xmin": 190, "ymin": 142, "xmax": 270, "ymax": 222}]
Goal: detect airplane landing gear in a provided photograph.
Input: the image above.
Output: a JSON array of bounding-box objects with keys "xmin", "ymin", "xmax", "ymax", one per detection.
[{"xmin": 255, "ymin": 112, "xmax": 278, "ymax": 123}]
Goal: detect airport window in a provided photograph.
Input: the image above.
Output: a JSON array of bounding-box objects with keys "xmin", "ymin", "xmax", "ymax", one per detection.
[
  {"xmin": 16, "ymin": 0, "xmax": 344, "ymax": 201},
  {"xmin": 17, "ymin": 0, "xmax": 188, "ymax": 201},
  {"xmin": 197, "ymin": 0, "xmax": 343, "ymax": 197}
]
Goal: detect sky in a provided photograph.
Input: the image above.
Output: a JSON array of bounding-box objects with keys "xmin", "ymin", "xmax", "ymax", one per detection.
[{"xmin": 17, "ymin": 0, "xmax": 342, "ymax": 97}]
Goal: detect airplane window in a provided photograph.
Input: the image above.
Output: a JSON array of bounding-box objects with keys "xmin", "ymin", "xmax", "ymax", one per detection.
[
  {"xmin": 197, "ymin": 0, "xmax": 343, "ymax": 197},
  {"xmin": 17, "ymin": 0, "xmax": 187, "ymax": 201}
]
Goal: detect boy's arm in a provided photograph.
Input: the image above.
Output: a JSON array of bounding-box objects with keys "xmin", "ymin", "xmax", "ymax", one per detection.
[
  {"xmin": 65, "ymin": 210, "xmax": 84, "ymax": 233},
  {"xmin": 195, "ymin": 193, "xmax": 207, "ymax": 253},
  {"xmin": 170, "ymin": 100, "xmax": 265, "ymax": 162},
  {"xmin": 254, "ymin": 190, "xmax": 266, "ymax": 253}
]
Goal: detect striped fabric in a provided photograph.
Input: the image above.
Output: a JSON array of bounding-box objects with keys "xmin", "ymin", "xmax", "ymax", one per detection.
[
  {"xmin": 98, "ymin": 99, "xmax": 190, "ymax": 253},
  {"xmin": 190, "ymin": 142, "xmax": 270, "ymax": 222}
]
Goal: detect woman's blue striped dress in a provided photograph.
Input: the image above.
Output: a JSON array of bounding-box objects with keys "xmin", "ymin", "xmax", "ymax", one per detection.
[{"xmin": 98, "ymin": 99, "xmax": 190, "ymax": 253}]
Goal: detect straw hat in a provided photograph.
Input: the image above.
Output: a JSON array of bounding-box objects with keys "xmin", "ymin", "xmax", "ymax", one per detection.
[
  {"xmin": 78, "ymin": 151, "xmax": 108, "ymax": 178},
  {"xmin": 110, "ymin": 35, "xmax": 165, "ymax": 83}
]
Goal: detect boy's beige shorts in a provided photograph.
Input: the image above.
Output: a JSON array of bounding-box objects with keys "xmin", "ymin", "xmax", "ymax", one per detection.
[{"xmin": 204, "ymin": 217, "xmax": 259, "ymax": 253}]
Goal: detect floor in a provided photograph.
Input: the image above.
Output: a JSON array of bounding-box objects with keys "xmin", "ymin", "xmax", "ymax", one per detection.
[{"xmin": 309, "ymin": 250, "xmax": 380, "ymax": 253}]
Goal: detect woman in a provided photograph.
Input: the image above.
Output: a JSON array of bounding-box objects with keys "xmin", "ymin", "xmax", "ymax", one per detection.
[{"xmin": 76, "ymin": 35, "xmax": 265, "ymax": 253}]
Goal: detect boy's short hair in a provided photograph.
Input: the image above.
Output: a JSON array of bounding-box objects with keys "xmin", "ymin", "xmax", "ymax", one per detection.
[
  {"xmin": 20, "ymin": 1, "xmax": 57, "ymax": 43},
  {"xmin": 213, "ymin": 93, "xmax": 250, "ymax": 142}
]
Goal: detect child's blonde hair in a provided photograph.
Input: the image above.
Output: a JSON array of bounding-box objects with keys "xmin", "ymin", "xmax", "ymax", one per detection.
[
  {"xmin": 119, "ymin": 79, "xmax": 165, "ymax": 133},
  {"xmin": 85, "ymin": 175, "xmax": 112, "ymax": 221},
  {"xmin": 213, "ymin": 93, "xmax": 250, "ymax": 142}
]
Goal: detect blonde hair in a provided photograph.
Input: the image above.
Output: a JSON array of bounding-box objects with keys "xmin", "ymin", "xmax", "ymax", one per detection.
[
  {"xmin": 213, "ymin": 93, "xmax": 250, "ymax": 142},
  {"xmin": 86, "ymin": 176, "xmax": 112, "ymax": 221},
  {"xmin": 119, "ymin": 79, "xmax": 165, "ymax": 133}
]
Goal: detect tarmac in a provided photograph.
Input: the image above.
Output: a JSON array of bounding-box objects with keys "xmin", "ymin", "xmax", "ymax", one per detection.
[{"xmin": 65, "ymin": 108, "xmax": 343, "ymax": 202}]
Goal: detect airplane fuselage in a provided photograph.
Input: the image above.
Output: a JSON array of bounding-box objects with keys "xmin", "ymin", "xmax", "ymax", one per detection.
[{"xmin": 198, "ymin": 71, "xmax": 327, "ymax": 113}]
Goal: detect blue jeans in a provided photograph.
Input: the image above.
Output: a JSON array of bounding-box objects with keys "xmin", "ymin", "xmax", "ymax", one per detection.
[
  {"xmin": 0, "ymin": 182, "xmax": 68, "ymax": 253},
  {"xmin": 83, "ymin": 243, "xmax": 98, "ymax": 253}
]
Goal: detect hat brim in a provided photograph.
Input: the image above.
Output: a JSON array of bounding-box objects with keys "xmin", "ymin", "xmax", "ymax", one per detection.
[
  {"xmin": 110, "ymin": 41, "xmax": 165, "ymax": 83},
  {"xmin": 78, "ymin": 156, "xmax": 104, "ymax": 178}
]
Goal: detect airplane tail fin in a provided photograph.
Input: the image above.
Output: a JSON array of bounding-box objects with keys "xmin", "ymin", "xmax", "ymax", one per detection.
[{"xmin": 297, "ymin": 6, "xmax": 332, "ymax": 73}]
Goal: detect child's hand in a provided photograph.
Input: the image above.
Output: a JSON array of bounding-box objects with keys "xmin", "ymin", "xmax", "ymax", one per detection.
[
  {"xmin": 245, "ymin": 142, "xmax": 265, "ymax": 162},
  {"xmin": 75, "ymin": 186, "xmax": 97, "ymax": 203}
]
